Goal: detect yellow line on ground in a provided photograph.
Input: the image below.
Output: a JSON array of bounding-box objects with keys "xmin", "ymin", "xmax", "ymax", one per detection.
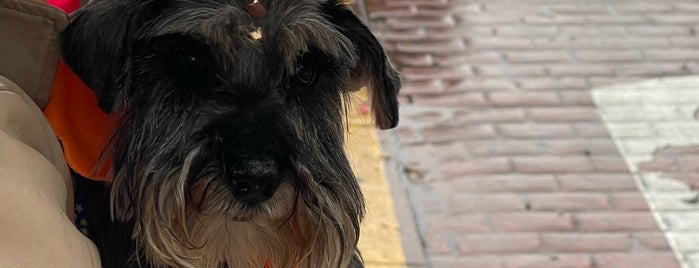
[{"xmin": 345, "ymin": 90, "xmax": 407, "ymax": 267}]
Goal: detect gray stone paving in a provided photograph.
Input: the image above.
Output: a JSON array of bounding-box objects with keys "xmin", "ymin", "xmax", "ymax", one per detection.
[{"xmin": 593, "ymin": 77, "xmax": 699, "ymax": 268}]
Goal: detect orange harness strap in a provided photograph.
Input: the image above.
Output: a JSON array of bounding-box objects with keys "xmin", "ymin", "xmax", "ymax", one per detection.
[{"xmin": 43, "ymin": 60, "xmax": 116, "ymax": 181}]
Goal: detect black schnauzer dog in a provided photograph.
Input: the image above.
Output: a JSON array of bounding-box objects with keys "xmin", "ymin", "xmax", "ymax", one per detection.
[{"xmin": 59, "ymin": 0, "xmax": 400, "ymax": 267}]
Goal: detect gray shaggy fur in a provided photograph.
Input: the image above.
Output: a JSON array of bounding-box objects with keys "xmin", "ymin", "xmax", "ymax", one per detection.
[{"xmin": 60, "ymin": 0, "xmax": 400, "ymax": 267}]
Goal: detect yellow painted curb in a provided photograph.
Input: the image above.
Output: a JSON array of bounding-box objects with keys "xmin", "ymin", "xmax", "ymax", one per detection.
[{"xmin": 345, "ymin": 90, "xmax": 406, "ymax": 267}]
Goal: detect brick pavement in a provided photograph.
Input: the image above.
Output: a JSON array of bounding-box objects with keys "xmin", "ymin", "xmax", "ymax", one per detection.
[{"xmin": 359, "ymin": 0, "xmax": 699, "ymax": 267}]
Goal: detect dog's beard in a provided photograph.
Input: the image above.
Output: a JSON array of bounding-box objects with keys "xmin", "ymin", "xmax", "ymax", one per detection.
[
  {"xmin": 184, "ymin": 166, "xmax": 361, "ymax": 268},
  {"xmin": 107, "ymin": 116, "xmax": 363, "ymax": 268}
]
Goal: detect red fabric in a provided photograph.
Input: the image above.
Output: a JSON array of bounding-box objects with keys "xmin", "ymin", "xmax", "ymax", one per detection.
[
  {"xmin": 47, "ymin": 0, "xmax": 80, "ymax": 13},
  {"xmin": 44, "ymin": 60, "xmax": 116, "ymax": 182}
]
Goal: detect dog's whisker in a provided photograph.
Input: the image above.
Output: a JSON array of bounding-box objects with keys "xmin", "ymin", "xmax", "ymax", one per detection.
[{"xmin": 176, "ymin": 146, "xmax": 203, "ymax": 245}]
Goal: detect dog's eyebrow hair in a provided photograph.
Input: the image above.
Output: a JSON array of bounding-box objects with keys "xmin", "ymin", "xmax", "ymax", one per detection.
[
  {"xmin": 140, "ymin": 6, "xmax": 258, "ymax": 55},
  {"xmin": 273, "ymin": 15, "xmax": 358, "ymax": 73}
]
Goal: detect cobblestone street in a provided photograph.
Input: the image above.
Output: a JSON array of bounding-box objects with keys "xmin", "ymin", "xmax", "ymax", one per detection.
[{"xmin": 356, "ymin": 0, "xmax": 699, "ymax": 267}]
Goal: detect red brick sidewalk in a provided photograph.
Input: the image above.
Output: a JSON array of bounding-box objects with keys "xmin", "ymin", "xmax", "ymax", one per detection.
[{"xmin": 361, "ymin": 0, "xmax": 699, "ymax": 267}]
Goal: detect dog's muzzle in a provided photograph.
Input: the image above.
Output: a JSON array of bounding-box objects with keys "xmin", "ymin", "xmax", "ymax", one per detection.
[
  {"xmin": 207, "ymin": 107, "xmax": 294, "ymax": 206},
  {"xmin": 229, "ymin": 158, "xmax": 281, "ymax": 204}
]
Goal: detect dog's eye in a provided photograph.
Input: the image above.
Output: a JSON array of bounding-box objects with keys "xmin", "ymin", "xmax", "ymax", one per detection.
[
  {"xmin": 294, "ymin": 62, "xmax": 315, "ymax": 85},
  {"xmin": 166, "ymin": 52, "xmax": 210, "ymax": 86},
  {"xmin": 292, "ymin": 54, "xmax": 317, "ymax": 87},
  {"xmin": 175, "ymin": 54, "xmax": 202, "ymax": 73}
]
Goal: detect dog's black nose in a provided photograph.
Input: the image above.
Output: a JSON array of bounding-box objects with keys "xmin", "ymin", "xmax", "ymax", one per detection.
[{"xmin": 230, "ymin": 159, "xmax": 281, "ymax": 204}]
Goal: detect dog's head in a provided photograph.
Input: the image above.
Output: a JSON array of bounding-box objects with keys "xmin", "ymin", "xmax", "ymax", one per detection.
[{"xmin": 61, "ymin": 0, "xmax": 399, "ymax": 266}]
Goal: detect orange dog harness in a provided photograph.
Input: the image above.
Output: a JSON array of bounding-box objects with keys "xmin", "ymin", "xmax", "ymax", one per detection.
[{"xmin": 44, "ymin": 60, "xmax": 115, "ymax": 181}]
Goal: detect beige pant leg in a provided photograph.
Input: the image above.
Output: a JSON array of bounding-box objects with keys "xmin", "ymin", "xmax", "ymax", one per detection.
[{"xmin": 0, "ymin": 77, "xmax": 101, "ymax": 267}]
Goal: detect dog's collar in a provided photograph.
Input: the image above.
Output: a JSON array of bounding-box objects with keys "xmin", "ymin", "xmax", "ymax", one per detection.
[{"xmin": 44, "ymin": 60, "xmax": 116, "ymax": 181}]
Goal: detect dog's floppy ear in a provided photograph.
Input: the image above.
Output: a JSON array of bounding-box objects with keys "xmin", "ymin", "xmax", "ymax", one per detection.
[
  {"xmin": 60, "ymin": 0, "xmax": 155, "ymax": 113},
  {"xmin": 323, "ymin": 1, "xmax": 401, "ymax": 129}
]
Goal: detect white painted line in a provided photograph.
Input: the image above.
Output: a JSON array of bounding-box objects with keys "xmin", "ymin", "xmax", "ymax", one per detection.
[{"xmin": 593, "ymin": 76, "xmax": 699, "ymax": 268}]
